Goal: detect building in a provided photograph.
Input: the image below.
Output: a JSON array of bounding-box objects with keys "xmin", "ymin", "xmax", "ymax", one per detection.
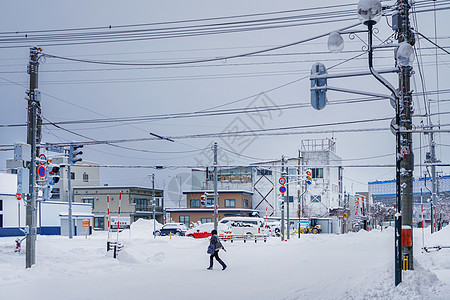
[
  {"xmin": 73, "ymin": 186, "xmax": 164, "ymax": 230},
  {"xmin": 193, "ymin": 138, "xmax": 343, "ymax": 220},
  {"xmin": 368, "ymin": 176, "xmax": 450, "ymax": 227},
  {"xmin": 167, "ymin": 190, "xmax": 255, "ymax": 226},
  {"xmin": 0, "ymin": 173, "xmax": 93, "ymax": 237}
]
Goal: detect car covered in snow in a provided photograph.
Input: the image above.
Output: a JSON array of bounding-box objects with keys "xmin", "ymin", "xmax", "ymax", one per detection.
[
  {"xmin": 218, "ymin": 217, "xmax": 267, "ymax": 236},
  {"xmin": 153, "ymin": 223, "xmax": 188, "ymax": 236},
  {"xmin": 185, "ymin": 222, "xmax": 232, "ymax": 239}
]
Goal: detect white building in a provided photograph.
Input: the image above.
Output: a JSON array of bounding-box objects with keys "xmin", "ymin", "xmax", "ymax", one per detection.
[{"xmin": 0, "ymin": 173, "xmax": 93, "ymax": 237}]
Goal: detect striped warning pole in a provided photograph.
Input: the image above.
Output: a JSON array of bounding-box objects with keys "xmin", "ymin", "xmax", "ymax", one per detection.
[
  {"xmin": 116, "ymin": 191, "xmax": 122, "ymax": 243},
  {"xmin": 107, "ymin": 195, "xmax": 110, "ymax": 240}
]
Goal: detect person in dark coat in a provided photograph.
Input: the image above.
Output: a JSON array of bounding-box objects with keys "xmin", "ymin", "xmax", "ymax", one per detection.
[{"xmin": 207, "ymin": 229, "xmax": 227, "ymax": 270}]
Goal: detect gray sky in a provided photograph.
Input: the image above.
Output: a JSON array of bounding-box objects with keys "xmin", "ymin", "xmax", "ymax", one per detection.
[{"xmin": 1, "ymin": 0, "xmax": 449, "ymax": 205}]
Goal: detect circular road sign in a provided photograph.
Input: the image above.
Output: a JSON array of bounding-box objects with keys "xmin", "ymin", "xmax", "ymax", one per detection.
[
  {"xmin": 279, "ymin": 177, "xmax": 286, "ymax": 185},
  {"xmin": 16, "ymin": 193, "xmax": 22, "ymax": 200},
  {"xmin": 39, "ymin": 153, "xmax": 47, "ymax": 165},
  {"xmin": 279, "ymin": 186, "xmax": 286, "ymax": 193},
  {"xmin": 38, "ymin": 166, "xmax": 46, "ymax": 178}
]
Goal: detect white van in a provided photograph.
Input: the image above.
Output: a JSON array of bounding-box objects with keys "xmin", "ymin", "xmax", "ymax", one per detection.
[{"xmin": 218, "ymin": 217, "xmax": 266, "ymax": 236}]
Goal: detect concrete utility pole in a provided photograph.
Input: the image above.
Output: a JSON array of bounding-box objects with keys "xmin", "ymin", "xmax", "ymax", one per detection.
[
  {"xmin": 67, "ymin": 159, "xmax": 73, "ymax": 239},
  {"xmin": 286, "ymin": 166, "xmax": 290, "ymax": 240},
  {"xmin": 281, "ymin": 155, "xmax": 285, "ymax": 241},
  {"xmin": 428, "ymin": 130, "xmax": 438, "ymax": 233},
  {"xmin": 213, "ymin": 142, "xmax": 218, "ymax": 231},
  {"xmin": 396, "ymin": 0, "xmax": 415, "ymax": 271},
  {"xmin": 25, "ymin": 47, "xmax": 41, "ymax": 268}
]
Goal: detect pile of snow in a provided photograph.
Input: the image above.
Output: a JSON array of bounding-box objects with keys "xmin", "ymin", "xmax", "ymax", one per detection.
[{"xmin": 0, "ymin": 226, "xmax": 449, "ymax": 299}]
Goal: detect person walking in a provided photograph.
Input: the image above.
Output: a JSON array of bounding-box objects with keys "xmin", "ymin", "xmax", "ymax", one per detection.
[{"xmin": 207, "ymin": 229, "xmax": 227, "ymax": 270}]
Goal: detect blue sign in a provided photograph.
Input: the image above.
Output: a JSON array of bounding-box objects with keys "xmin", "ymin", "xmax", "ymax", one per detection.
[
  {"xmin": 279, "ymin": 186, "xmax": 286, "ymax": 194},
  {"xmin": 38, "ymin": 166, "xmax": 46, "ymax": 178}
]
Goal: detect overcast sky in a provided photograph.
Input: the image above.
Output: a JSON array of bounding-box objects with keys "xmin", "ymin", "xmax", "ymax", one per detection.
[{"xmin": 1, "ymin": 0, "xmax": 449, "ymax": 205}]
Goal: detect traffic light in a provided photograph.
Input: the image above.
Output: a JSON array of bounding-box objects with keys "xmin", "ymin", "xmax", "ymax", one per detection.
[
  {"xmin": 69, "ymin": 145, "xmax": 83, "ymax": 164},
  {"xmin": 46, "ymin": 164, "xmax": 60, "ymax": 186},
  {"xmin": 201, "ymin": 194, "xmax": 207, "ymax": 206},
  {"xmin": 305, "ymin": 169, "xmax": 312, "ymax": 185}
]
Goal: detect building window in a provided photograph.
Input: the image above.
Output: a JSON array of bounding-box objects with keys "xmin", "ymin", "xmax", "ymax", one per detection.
[
  {"xmin": 71, "ymin": 172, "xmax": 75, "ymax": 180},
  {"xmin": 83, "ymin": 172, "xmax": 89, "ymax": 182},
  {"xmin": 0, "ymin": 214, "xmax": 2, "ymax": 227},
  {"xmin": 179, "ymin": 216, "xmax": 189, "ymax": 226},
  {"xmin": 135, "ymin": 199, "xmax": 149, "ymax": 211},
  {"xmin": 201, "ymin": 218, "xmax": 212, "ymax": 223},
  {"xmin": 190, "ymin": 199, "xmax": 200, "ymax": 207},
  {"xmin": 257, "ymin": 169, "xmax": 272, "ymax": 176},
  {"xmin": 82, "ymin": 198, "xmax": 94, "ymax": 209},
  {"xmin": 244, "ymin": 199, "xmax": 249, "ymax": 208},
  {"xmin": 94, "ymin": 217, "xmax": 104, "ymax": 229},
  {"xmin": 311, "ymin": 195, "xmax": 321, "ymax": 203},
  {"xmin": 312, "ymin": 168, "xmax": 323, "ymax": 179},
  {"xmin": 288, "ymin": 196, "xmax": 294, "ymax": 203},
  {"xmin": 225, "ymin": 199, "xmax": 235, "ymax": 207},
  {"xmin": 50, "ymin": 188, "xmax": 60, "ymax": 200},
  {"xmin": 0, "ymin": 199, "xmax": 2, "ymax": 210}
]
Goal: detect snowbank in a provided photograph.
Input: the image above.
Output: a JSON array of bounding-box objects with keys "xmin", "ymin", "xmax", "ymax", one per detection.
[{"xmin": 0, "ymin": 224, "xmax": 449, "ymax": 300}]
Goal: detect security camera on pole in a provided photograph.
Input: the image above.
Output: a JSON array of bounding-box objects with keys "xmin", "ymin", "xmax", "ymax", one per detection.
[{"xmin": 67, "ymin": 144, "xmax": 83, "ymax": 239}]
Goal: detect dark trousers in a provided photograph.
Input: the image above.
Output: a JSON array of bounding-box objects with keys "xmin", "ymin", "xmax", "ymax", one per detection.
[{"xmin": 209, "ymin": 250, "xmax": 226, "ymax": 268}]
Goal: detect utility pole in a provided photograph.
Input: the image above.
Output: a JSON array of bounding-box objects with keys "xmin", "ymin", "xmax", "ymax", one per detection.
[
  {"xmin": 396, "ymin": 0, "xmax": 415, "ymax": 271},
  {"xmin": 428, "ymin": 130, "xmax": 438, "ymax": 233},
  {"xmin": 25, "ymin": 47, "xmax": 41, "ymax": 268},
  {"xmin": 286, "ymin": 166, "xmax": 290, "ymax": 240},
  {"xmin": 67, "ymin": 158, "xmax": 73, "ymax": 239},
  {"xmin": 213, "ymin": 142, "xmax": 218, "ymax": 231},
  {"xmin": 281, "ymin": 155, "xmax": 285, "ymax": 241}
]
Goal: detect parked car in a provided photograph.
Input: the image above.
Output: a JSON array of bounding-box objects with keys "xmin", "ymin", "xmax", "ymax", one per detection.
[
  {"xmin": 154, "ymin": 223, "xmax": 188, "ymax": 236},
  {"xmin": 218, "ymin": 217, "xmax": 267, "ymax": 236},
  {"xmin": 186, "ymin": 222, "xmax": 232, "ymax": 239}
]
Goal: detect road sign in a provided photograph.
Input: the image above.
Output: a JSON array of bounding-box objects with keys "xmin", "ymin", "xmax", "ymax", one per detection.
[
  {"xmin": 38, "ymin": 166, "xmax": 46, "ymax": 178},
  {"xmin": 279, "ymin": 177, "xmax": 286, "ymax": 185},
  {"xmin": 38, "ymin": 153, "xmax": 47, "ymax": 165},
  {"xmin": 82, "ymin": 220, "xmax": 90, "ymax": 227},
  {"xmin": 343, "ymin": 212, "xmax": 347, "ymax": 219},
  {"xmin": 279, "ymin": 186, "xmax": 286, "ymax": 193},
  {"xmin": 16, "ymin": 193, "xmax": 22, "ymax": 200},
  {"xmin": 310, "ymin": 62, "xmax": 328, "ymax": 110}
]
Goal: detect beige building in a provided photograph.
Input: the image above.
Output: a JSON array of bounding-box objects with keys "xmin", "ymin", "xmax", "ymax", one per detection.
[
  {"xmin": 167, "ymin": 190, "xmax": 255, "ymax": 227},
  {"xmin": 73, "ymin": 186, "xmax": 163, "ymax": 230}
]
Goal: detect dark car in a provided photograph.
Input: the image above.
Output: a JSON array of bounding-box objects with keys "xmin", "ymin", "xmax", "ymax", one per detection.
[{"xmin": 154, "ymin": 223, "xmax": 187, "ymax": 236}]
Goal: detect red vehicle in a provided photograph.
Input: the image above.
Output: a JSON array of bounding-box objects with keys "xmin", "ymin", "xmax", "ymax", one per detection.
[{"xmin": 186, "ymin": 223, "xmax": 232, "ymax": 239}]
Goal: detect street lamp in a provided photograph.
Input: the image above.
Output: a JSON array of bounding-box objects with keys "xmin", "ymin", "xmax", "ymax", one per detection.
[{"xmin": 357, "ymin": 0, "xmax": 404, "ymax": 286}]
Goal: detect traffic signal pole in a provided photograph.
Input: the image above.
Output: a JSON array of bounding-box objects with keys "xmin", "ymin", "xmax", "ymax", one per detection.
[
  {"xmin": 25, "ymin": 47, "xmax": 41, "ymax": 268},
  {"xmin": 397, "ymin": 0, "xmax": 415, "ymax": 272}
]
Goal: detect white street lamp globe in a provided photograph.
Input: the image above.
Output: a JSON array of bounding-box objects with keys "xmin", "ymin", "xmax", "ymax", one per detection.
[
  {"xmin": 327, "ymin": 31, "xmax": 344, "ymax": 53},
  {"xmin": 357, "ymin": 0, "xmax": 382, "ymax": 26},
  {"xmin": 396, "ymin": 42, "xmax": 415, "ymax": 67}
]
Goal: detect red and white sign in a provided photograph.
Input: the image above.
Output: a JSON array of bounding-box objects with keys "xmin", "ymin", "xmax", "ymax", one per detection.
[
  {"xmin": 39, "ymin": 153, "xmax": 47, "ymax": 165},
  {"xmin": 279, "ymin": 177, "xmax": 286, "ymax": 185},
  {"xmin": 16, "ymin": 193, "xmax": 22, "ymax": 200},
  {"xmin": 82, "ymin": 220, "xmax": 90, "ymax": 227}
]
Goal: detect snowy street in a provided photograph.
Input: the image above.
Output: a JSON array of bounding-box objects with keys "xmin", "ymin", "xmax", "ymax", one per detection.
[{"xmin": 1, "ymin": 220, "xmax": 449, "ymax": 299}]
